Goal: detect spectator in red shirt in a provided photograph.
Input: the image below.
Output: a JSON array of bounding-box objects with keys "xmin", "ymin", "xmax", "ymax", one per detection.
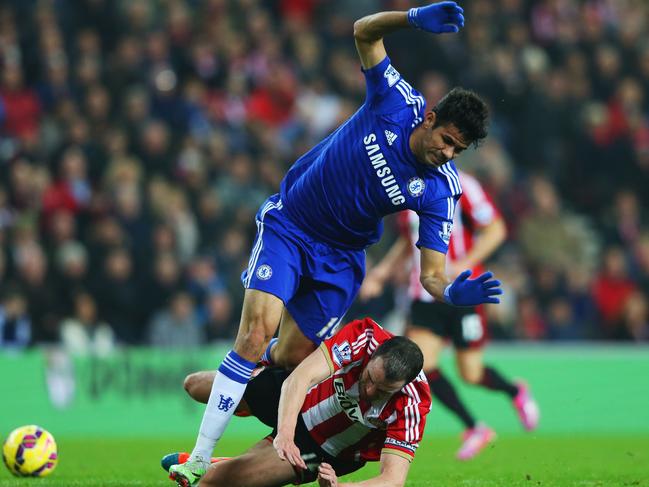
[
  {"xmin": 592, "ymin": 246, "xmax": 638, "ymax": 338},
  {"xmin": 0, "ymin": 63, "xmax": 41, "ymax": 143}
]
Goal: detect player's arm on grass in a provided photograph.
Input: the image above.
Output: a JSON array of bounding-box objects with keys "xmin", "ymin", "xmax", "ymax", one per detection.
[
  {"xmin": 317, "ymin": 452, "xmax": 411, "ymax": 487},
  {"xmin": 354, "ymin": 2, "xmax": 465, "ymax": 70},
  {"xmin": 274, "ymin": 347, "xmax": 331, "ymax": 470},
  {"xmin": 420, "ymin": 246, "xmax": 502, "ymax": 306}
]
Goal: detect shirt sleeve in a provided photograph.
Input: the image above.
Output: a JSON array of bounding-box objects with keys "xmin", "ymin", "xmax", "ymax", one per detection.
[
  {"xmin": 382, "ymin": 378, "xmax": 431, "ymax": 461},
  {"xmin": 319, "ymin": 318, "xmax": 381, "ymax": 374},
  {"xmin": 362, "ymin": 56, "xmax": 426, "ymax": 121},
  {"xmin": 459, "ymin": 174, "xmax": 501, "ymax": 228},
  {"xmin": 416, "ymin": 194, "xmax": 461, "ymax": 253}
]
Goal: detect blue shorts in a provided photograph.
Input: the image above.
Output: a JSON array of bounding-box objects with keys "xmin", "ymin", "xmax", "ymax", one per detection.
[{"xmin": 241, "ymin": 195, "xmax": 365, "ymax": 345}]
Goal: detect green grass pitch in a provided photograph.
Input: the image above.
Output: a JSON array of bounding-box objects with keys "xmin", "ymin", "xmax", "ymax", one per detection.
[
  {"xmin": 3, "ymin": 347, "xmax": 648, "ymax": 485},
  {"xmin": 1, "ymin": 435, "xmax": 647, "ymax": 486}
]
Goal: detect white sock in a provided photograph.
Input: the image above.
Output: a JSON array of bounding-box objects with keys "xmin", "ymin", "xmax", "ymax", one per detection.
[{"xmin": 190, "ymin": 350, "xmax": 256, "ymax": 461}]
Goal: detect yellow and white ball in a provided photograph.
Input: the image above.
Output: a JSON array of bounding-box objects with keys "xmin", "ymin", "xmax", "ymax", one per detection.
[{"xmin": 2, "ymin": 425, "xmax": 58, "ymax": 477}]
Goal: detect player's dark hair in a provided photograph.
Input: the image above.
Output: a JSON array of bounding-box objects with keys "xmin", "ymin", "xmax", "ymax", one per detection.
[
  {"xmin": 372, "ymin": 336, "xmax": 423, "ymax": 385},
  {"xmin": 432, "ymin": 87, "xmax": 488, "ymax": 146}
]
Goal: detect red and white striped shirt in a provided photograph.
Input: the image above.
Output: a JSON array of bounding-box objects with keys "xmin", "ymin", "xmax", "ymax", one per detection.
[
  {"xmin": 398, "ymin": 171, "xmax": 501, "ymax": 302},
  {"xmin": 303, "ymin": 318, "xmax": 431, "ymax": 462}
]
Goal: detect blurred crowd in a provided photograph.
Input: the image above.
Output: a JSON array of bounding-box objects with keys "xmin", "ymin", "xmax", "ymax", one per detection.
[{"xmin": 0, "ymin": 0, "xmax": 648, "ymax": 352}]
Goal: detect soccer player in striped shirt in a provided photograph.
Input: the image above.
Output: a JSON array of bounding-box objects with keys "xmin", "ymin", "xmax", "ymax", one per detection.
[
  {"xmin": 167, "ymin": 318, "xmax": 431, "ymax": 487},
  {"xmin": 170, "ymin": 3, "xmax": 502, "ymax": 484},
  {"xmin": 360, "ymin": 170, "xmax": 540, "ymax": 460}
]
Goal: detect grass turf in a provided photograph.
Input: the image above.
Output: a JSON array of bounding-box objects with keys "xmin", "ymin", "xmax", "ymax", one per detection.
[{"xmin": 1, "ymin": 435, "xmax": 647, "ymax": 486}]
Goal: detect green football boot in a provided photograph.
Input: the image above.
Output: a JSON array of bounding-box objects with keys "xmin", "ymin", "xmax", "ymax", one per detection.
[{"xmin": 168, "ymin": 455, "xmax": 209, "ymax": 486}]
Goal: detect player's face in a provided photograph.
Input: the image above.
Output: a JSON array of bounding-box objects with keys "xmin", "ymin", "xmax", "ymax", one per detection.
[
  {"xmin": 359, "ymin": 357, "xmax": 406, "ymax": 404},
  {"xmin": 416, "ymin": 115, "xmax": 469, "ymax": 167}
]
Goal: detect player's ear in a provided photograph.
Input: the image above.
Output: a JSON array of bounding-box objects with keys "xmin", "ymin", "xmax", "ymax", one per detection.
[{"xmin": 425, "ymin": 110, "xmax": 436, "ymax": 129}]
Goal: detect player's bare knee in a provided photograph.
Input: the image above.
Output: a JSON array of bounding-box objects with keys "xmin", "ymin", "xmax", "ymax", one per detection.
[
  {"xmin": 461, "ymin": 369, "xmax": 482, "ymax": 385},
  {"xmin": 183, "ymin": 372, "xmax": 200, "ymax": 396},
  {"xmin": 183, "ymin": 371, "xmax": 214, "ymax": 403}
]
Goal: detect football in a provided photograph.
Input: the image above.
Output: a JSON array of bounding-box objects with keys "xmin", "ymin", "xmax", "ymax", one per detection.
[{"xmin": 2, "ymin": 425, "xmax": 58, "ymax": 477}]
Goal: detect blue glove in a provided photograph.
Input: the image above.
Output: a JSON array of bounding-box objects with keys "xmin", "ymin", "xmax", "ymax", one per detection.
[
  {"xmin": 444, "ymin": 270, "xmax": 502, "ymax": 306},
  {"xmin": 408, "ymin": 1, "xmax": 465, "ymax": 34}
]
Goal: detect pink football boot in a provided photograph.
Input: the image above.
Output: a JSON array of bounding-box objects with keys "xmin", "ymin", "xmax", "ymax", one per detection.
[
  {"xmin": 513, "ymin": 382, "xmax": 540, "ymax": 431},
  {"xmin": 456, "ymin": 423, "xmax": 496, "ymax": 461}
]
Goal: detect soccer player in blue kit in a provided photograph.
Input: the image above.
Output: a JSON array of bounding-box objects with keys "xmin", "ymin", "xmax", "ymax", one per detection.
[{"xmin": 170, "ymin": 2, "xmax": 503, "ymax": 485}]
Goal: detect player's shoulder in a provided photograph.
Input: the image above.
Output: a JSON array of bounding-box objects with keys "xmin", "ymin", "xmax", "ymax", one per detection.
[
  {"xmin": 399, "ymin": 371, "xmax": 432, "ymax": 406},
  {"xmin": 458, "ymin": 169, "xmax": 476, "ymax": 187},
  {"xmin": 387, "ymin": 371, "xmax": 432, "ymax": 423},
  {"xmin": 457, "ymin": 170, "xmax": 486, "ymax": 199},
  {"xmin": 415, "ymin": 162, "xmax": 462, "ymax": 214},
  {"xmin": 384, "ymin": 75, "xmax": 426, "ymax": 125},
  {"xmin": 357, "ymin": 317, "xmax": 393, "ymax": 344},
  {"xmin": 335, "ymin": 318, "xmax": 391, "ymax": 349},
  {"xmin": 364, "ymin": 58, "xmax": 426, "ymax": 125},
  {"xmin": 456, "ymin": 170, "xmax": 500, "ymax": 223},
  {"xmin": 432, "ymin": 161, "xmax": 462, "ymax": 198}
]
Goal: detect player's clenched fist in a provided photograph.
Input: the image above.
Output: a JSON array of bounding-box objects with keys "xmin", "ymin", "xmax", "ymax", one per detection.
[
  {"xmin": 408, "ymin": 1, "xmax": 465, "ymax": 34},
  {"xmin": 273, "ymin": 434, "xmax": 307, "ymax": 470},
  {"xmin": 317, "ymin": 463, "xmax": 339, "ymax": 487}
]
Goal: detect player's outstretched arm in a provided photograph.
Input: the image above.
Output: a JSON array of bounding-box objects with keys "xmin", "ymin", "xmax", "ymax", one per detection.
[
  {"xmin": 317, "ymin": 452, "xmax": 411, "ymax": 487},
  {"xmin": 354, "ymin": 2, "xmax": 465, "ymax": 69},
  {"xmin": 274, "ymin": 347, "xmax": 331, "ymax": 470}
]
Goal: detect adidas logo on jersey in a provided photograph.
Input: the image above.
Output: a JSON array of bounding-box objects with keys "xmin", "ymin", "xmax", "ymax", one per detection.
[{"xmin": 384, "ymin": 130, "xmax": 398, "ymax": 146}]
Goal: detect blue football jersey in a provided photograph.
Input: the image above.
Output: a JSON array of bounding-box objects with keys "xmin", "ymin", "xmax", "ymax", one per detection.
[{"xmin": 280, "ymin": 56, "xmax": 461, "ymax": 253}]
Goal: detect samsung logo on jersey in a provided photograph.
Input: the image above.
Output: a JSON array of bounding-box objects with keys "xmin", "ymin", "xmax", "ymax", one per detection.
[{"xmin": 363, "ymin": 133, "xmax": 405, "ymax": 206}]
